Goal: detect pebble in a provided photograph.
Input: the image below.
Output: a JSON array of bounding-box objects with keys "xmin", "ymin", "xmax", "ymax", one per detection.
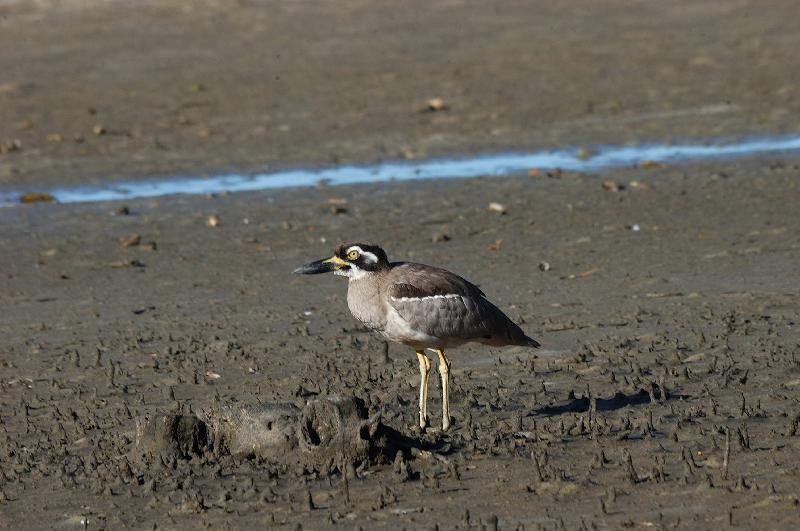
[
  {"xmin": 601, "ymin": 180, "xmax": 620, "ymax": 192},
  {"xmin": 0, "ymin": 139, "xmax": 22, "ymax": 153},
  {"xmin": 424, "ymin": 98, "xmax": 448, "ymax": 112},
  {"xmin": 118, "ymin": 233, "xmax": 141, "ymax": 247},
  {"xmin": 487, "ymin": 239, "xmax": 503, "ymax": 251},
  {"xmin": 488, "ymin": 202, "xmax": 506, "ymax": 214},
  {"xmin": 20, "ymin": 192, "xmax": 55, "ymax": 203},
  {"xmin": 638, "ymin": 159, "xmax": 663, "ymax": 169}
]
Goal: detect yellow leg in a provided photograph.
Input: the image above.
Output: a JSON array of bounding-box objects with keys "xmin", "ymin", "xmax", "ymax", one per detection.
[
  {"xmin": 415, "ymin": 350, "xmax": 431, "ymax": 429},
  {"xmin": 436, "ymin": 349, "xmax": 451, "ymax": 430}
]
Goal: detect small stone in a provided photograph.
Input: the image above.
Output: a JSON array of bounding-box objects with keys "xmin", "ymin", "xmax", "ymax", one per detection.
[
  {"xmin": 401, "ymin": 148, "xmax": 417, "ymax": 159},
  {"xmin": 432, "ymin": 232, "xmax": 451, "ymax": 243},
  {"xmin": 118, "ymin": 233, "xmax": 141, "ymax": 247},
  {"xmin": 92, "ymin": 125, "xmax": 106, "ymax": 136},
  {"xmin": 110, "ymin": 259, "xmax": 146, "ymax": 269},
  {"xmin": 207, "ymin": 215, "xmax": 220, "ymax": 227},
  {"xmin": 423, "ymin": 98, "xmax": 448, "ymax": 112},
  {"xmin": 601, "ymin": 180, "xmax": 620, "ymax": 192},
  {"xmin": 488, "ymin": 202, "xmax": 506, "ymax": 214},
  {"xmin": 20, "ymin": 192, "xmax": 55, "ymax": 203},
  {"xmin": 0, "ymin": 139, "xmax": 22, "ymax": 153},
  {"xmin": 487, "ymin": 239, "xmax": 503, "ymax": 252},
  {"xmin": 638, "ymin": 159, "xmax": 663, "ymax": 169},
  {"xmin": 538, "ymin": 261, "xmax": 551, "ymax": 272}
]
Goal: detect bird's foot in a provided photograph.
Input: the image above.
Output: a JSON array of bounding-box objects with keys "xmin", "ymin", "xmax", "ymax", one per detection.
[{"xmin": 418, "ymin": 414, "xmax": 429, "ymax": 431}]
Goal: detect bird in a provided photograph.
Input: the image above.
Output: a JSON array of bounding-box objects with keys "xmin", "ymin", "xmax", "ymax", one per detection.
[{"xmin": 293, "ymin": 242, "xmax": 540, "ymax": 431}]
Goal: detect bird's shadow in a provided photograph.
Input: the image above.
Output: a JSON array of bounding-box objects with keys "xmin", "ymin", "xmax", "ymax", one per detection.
[
  {"xmin": 378, "ymin": 423, "xmax": 456, "ymax": 455},
  {"xmin": 533, "ymin": 384, "xmax": 686, "ymax": 416}
]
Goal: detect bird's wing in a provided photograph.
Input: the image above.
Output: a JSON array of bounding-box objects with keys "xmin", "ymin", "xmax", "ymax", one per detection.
[
  {"xmin": 386, "ymin": 263, "xmax": 508, "ymax": 342},
  {"xmin": 387, "ymin": 262, "xmax": 485, "ymax": 298}
]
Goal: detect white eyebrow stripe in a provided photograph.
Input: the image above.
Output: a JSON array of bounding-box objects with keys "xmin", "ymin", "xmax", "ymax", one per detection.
[
  {"xmin": 391, "ymin": 294, "xmax": 463, "ymax": 302},
  {"xmin": 347, "ymin": 245, "xmax": 377, "ymax": 264}
]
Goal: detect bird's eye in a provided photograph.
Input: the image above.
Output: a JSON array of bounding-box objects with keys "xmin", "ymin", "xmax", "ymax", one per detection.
[{"xmin": 347, "ymin": 250, "xmax": 360, "ymax": 260}]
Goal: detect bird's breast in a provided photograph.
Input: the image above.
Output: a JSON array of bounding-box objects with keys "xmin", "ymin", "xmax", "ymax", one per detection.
[{"xmin": 346, "ymin": 277, "xmax": 387, "ymax": 331}]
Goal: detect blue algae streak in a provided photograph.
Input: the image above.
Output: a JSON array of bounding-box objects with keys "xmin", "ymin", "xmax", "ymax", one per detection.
[{"xmin": 4, "ymin": 134, "xmax": 800, "ymax": 205}]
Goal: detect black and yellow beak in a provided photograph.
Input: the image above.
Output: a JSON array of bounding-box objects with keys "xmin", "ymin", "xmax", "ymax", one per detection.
[{"xmin": 292, "ymin": 255, "xmax": 348, "ymax": 275}]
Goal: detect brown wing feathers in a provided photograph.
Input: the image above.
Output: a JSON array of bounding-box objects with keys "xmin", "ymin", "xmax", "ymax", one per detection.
[
  {"xmin": 388, "ymin": 262, "xmax": 485, "ymax": 298},
  {"xmin": 387, "ymin": 262, "xmax": 539, "ymax": 348}
]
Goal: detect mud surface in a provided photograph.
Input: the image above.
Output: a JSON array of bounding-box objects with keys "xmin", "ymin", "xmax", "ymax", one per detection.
[
  {"xmin": 2, "ymin": 0, "xmax": 800, "ymax": 188},
  {"xmin": 2, "ymin": 1, "xmax": 800, "ymax": 530},
  {"xmin": 2, "ymin": 160, "xmax": 800, "ymax": 529}
]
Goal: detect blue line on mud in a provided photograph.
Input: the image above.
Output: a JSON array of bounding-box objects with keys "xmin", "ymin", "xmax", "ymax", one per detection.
[{"xmin": 4, "ymin": 134, "xmax": 800, "ymax": 205}]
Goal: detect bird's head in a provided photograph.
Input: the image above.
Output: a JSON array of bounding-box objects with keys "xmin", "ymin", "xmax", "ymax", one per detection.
[{"xmin": 293, "ymin": 242, "xmax": 389, "ymax": 279}]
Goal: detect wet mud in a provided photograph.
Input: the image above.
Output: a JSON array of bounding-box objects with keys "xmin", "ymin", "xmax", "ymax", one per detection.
[
  {"xmin": 2, "ymin": 1, "xmax": 800, "ymax": 529},
  {"xmin": 2, "ymin": 159, "xmax": 800, "ymax": 529}
]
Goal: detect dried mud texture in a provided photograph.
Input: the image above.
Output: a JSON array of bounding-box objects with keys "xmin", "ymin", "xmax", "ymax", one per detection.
[
  {"xmin": 182, "ymin": 395, "xmax": 394, "ymax": 471},
  {"xmin": 1, "ymin": 159, "xmax": 799, "ymax": 529},
  {"xmin": 134, "ymin": 414, "xmax": 210, "ymax": 464},
  {"xmin": 295, "ymin": 396, "xmax": 386, "ymax": 473},
  {"xmin": 202, "ymin": 403, "xmax": 299, "ymax": 461}
]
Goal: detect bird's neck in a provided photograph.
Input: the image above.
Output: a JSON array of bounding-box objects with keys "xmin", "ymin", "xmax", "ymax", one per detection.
[{"xmin": 347, "ymin": 269, "xmax": 377, "ymax": 283}]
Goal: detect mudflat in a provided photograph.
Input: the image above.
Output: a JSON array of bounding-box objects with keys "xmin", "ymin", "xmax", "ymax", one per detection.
[
  {"xmin": 1, "ymin": 0, "xmax": 800, "ymax": 187},
  {"xmin": 1, "ymin": 1, "xmax": 800, "ymax": 529},
  {"xmin": 3, "ymin": 161, "xmax": 800, "ymax": 528}
]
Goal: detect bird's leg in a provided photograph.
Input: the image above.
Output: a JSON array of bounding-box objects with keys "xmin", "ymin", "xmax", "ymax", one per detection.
[
  {"xmin": 415, "ymin": 350, "xmax": 431, "ymax": 429},
  {"xmin": 436, "ymin": 349, "xmax": 451, "ymax": 430}
]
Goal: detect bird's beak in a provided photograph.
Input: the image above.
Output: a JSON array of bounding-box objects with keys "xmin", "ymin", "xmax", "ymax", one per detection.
[{"xmin": 292, "ymin": 255, "xmax": 348, "ymax": 275}]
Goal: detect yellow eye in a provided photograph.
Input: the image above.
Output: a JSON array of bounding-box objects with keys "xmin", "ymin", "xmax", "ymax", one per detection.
[{"xmin": 347, "ymin": 250, "xmax": 360, "ymax": 260}]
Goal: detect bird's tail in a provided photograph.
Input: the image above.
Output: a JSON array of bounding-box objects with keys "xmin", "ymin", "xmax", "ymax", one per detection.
[
  {"xmin": 524, "ymin": 335, "xmax": 541, "ymax": 348},
  {"xmin": 503, "ymin": 316, "xmax": 541, "ymax": 348}
]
